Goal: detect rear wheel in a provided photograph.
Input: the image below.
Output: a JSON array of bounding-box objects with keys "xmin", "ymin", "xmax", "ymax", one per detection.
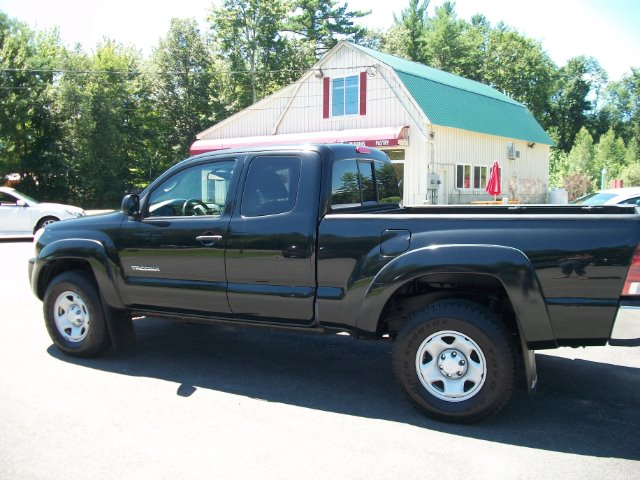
[
  {"xmin": 392, "ymin": 299, "xmax": 517, "ymax": 423},
  {"xmin": 43, "ymin": 271, "xmax": 111, "ymax": 357}
]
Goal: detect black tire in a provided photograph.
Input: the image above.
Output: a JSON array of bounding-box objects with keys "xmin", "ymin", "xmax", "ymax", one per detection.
[
  {"xmin": 34, "ymin": 216, "xmax": 59, "ymax": 233},
  {"xmin": 43, "ymin": 271, "xmax": 112, "ymax": 358},
  {"xmin": 392, "ymin": 299, "xmax": 517, "ymax": 423}
]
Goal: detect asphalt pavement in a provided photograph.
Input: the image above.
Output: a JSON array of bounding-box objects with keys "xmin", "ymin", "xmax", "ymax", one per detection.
[{"xmin": 1, "ymin": 239, "xmax": 639, "ymax": 479}]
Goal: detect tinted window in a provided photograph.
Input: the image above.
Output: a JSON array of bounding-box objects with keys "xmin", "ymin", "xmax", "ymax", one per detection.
[
  {"xmin": 375, "ymin": 161, "xmax": 401, "ymax": 203},
  {"xmin": 618, "ymin": 196, "xmax": 640, "ymax": 205},
  {"xmin": 148, "ymin": 160, "xmax": 236, "ymax": 217},
  {"xmin": 331, "ymin": 159, "xmax": 400, "ymax": 208},
  {"xmin": 358, "ymin": 161, "xmax": 376, "ymax": 203},
  {"xmin": 241, "ymin": 156, "xmax": 301, "ymax": 217},
  {"xmin": 331, "ymin": 159, "xmax": 361, "ymax": 207},
  {"xmin": 0, "ymin": 192, "xmax": 18, "ymax": 205},
  {"xmin": 572, "ymin": 192, "xmax": 616, "ymax": 205}
]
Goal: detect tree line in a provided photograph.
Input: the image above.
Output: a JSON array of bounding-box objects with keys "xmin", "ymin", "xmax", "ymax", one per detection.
[{"xmin": 1, "ymin": 0, "xmax": 638, "ymax": 207}]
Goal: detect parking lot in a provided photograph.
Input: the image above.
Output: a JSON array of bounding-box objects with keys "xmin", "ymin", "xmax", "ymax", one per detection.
[{"xmin": 1, "ymin": 239, "xmax": 639, "ymax": 479}]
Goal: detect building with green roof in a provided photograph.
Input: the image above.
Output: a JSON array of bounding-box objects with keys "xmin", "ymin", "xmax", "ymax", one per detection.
[{"xmin": 195, "ymin": 41, "xmax": 553, "ymax": 204}]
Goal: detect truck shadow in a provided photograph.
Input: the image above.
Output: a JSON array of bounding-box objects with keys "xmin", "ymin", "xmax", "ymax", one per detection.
[{"xmin": 48, "ymin": 317, "xmax": 640, "ymax": 460}]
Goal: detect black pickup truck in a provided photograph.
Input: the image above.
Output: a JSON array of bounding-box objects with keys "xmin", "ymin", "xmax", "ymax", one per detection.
[{"xmin": 29, "ymin": 144, "xmax": 640, "ymax": 423}]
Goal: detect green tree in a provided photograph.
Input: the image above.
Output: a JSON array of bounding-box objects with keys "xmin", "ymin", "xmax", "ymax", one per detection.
[
  {"xmin": 80, "ymin": 41, "xmax": 147, "ymax": 207},
  {"xmin": 461, "ymin": 14, "xmax": 491, "ymax": 82},
  {"xmin": 480, "ymin": 24, "xmax": 554, "ymax": 122},
  {"xmin": 549, "ymin": 57, "xmax": 602, "ymax": 152},
  {"xmin": 620, "ymin": 139, "xmax": 640, "ymax": 186},
  {"xmin": 391, "ymin": 0, "xmax": 429, "ymax": 62},
  {"xmin": 285, "ymin": 0, "xmax": 371, "ymax": 60},
  {"xmin": 421, "ymin": 1, "xmax": 470, "ymax": 76},
  {"xmin": 379, "ymin": 24, "xmax": 412, "ymax": 60},
  {"xmin": 54, "ymin": 47, "xmax": 95, "ymax": 204},
  {"xmin": 593, "ymin": 128, "xmax": 628, "ymax": 183},
  {"xmin": 548, "ymin": 148, "xmax": 568, "ymax": 188},
  {"xmin": 601, "ymin": 68, "xmax": 640, "ymax": 152},
  {"xmin": 152, "ymin": 18, "xmax": 215, "ymax": 170},
  {"xmin": 210, "ymin": 0, "xmax": 289, "ymax": 107},
  {"xmin": 0, "ymin": 13, "xmax": 67, "ymax": 200},
  {"xmin": 563, "ymin": 127, "xmax": 595, "ymax": 183}
]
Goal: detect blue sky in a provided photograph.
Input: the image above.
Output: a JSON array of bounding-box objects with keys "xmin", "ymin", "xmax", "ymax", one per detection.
[{"xmin": 1, "ymin": 0, "xmax": 638, "ymax": 81}]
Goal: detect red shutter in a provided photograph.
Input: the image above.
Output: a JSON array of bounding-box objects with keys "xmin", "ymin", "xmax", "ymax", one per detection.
[
  {"xmin": 323, "ymin": 77, "xmax": 330, "ymax": 119},
  {"xmin": 359, "ymin": 72, "xmax": 367, "ymax": 116}
]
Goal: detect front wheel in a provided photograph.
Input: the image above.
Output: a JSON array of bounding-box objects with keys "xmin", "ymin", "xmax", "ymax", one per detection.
[
  {"xmin": 43, "ymin": 271, "xmax": 112, "ymax": 357},
  {"xmin": 34, "ymin": 216, "xmax": 59, "ymax": 233},
  {"xmin": 392, "ymin": 300, "xmax": 517, "ymax": 423}
]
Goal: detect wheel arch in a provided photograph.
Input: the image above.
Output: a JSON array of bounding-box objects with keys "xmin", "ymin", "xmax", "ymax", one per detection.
[
  {"xmin": 356, "ymin": 244, "xmax": 557, "ymax": 349},
  {"xmin": 33, "ymin": 215, "xmax": 60, "ymax": 234},
  {"xmin": 33, "ymin": 238, "xmax": 124, "ymax": 311}
]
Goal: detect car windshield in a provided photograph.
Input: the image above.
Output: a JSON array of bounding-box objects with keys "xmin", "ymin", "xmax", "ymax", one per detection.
[
  {"xmin": 17, "ymin": 191, "xmax": 39, "ymax": 204},
  {"xmin": 572, "ymin": 192, "xmax": 617, "ymax": 205}
]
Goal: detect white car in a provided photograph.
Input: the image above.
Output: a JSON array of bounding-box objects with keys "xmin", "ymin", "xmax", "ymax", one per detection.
[
  {"xmin": 572, "ymin": 187, "xmax": 640, "ymax": 206},
  {"xmin": 0, "ymin": 186, "xmax": 86, "ymax": 236}
]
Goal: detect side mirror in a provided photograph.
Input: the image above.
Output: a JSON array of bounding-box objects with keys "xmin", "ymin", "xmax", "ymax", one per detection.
[
  {"xmin": 121, "ymin": 194, "xmax": 140, "ymax": 217},
  {"xmin": 16, "ymin": 199, "xmax": 26, "ymax": 207}
]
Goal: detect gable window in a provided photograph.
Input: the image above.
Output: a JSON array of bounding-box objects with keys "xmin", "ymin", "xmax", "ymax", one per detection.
[{"xmin": 331, "ymin": 75, "xmax": 359, "ymax": 116}]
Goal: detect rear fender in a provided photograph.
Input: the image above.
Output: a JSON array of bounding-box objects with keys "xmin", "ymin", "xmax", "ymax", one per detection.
[{"xmin": 358, "ymin": 244, "xmax": 556, "ymax": 348}]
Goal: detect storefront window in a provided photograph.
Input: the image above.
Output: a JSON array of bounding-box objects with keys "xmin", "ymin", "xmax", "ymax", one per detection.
[{"xmin": 456, "ymin": 164, "xmax": 472, "ymax": 189}]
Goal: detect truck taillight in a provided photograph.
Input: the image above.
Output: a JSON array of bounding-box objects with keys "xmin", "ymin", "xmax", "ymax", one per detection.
[{"xmin": 622, "ymin": 245, "xmax": 640, "ymax": 295}]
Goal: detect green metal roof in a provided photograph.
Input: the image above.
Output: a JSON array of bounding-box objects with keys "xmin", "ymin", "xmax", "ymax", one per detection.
[{"xmin": 351, "ymin": 44, "xmax": 554, "ymax": 145}]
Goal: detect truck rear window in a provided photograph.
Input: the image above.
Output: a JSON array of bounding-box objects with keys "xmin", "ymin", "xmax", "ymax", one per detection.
[{"xmin": 331, "ymin": 159, "xmax": 400, "ymax": 209}]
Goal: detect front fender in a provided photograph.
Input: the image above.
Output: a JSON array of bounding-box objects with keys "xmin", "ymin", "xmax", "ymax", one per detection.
[
  {"xmin": 357, "ymin": 244, "xmax": 556, "ymax": 348},
  {"xmin": 31, "ymin": 238, "xmax": 124, "ymax": 310}
]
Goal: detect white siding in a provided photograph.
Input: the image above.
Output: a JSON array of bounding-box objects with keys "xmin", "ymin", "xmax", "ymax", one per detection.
[
  {"xmin": 198, "ymin": 84, "xmax": 297, "ymax": 139},
  {"xmin": 198, "ymin": 43, "xmax": 430, "ymax": 143},
  {"xmin": 423, "ymin": 126, "xmax": 550, "ymax": 205},
  {"xmin": 195, "ymin": 42, "xmax": 551, "ymax": 206},
  {"xmin": 276, "ymin": 46, "xmax": 428, "ymax": 136}
]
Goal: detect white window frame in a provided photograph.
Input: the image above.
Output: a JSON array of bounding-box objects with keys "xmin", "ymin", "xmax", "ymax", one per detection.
[
  {"xmin": 456, "ymin": 164, "xmax": 472, "ymax": 190},
  {"xmin": 331, "ymin": 75, "xmax": 359, "ymax": 117},
  {"xmin": 473, "ymin": 165, "xmax": 490, "ymax": 190},
  {"xmin": 456, "ymin": 164, "xmax": 496, "ymax": 190}
]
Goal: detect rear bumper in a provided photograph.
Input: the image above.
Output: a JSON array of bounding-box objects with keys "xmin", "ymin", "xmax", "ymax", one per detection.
[{"xmin": 609, "ymin": 306, "xmax": 640, "ymax": 346}]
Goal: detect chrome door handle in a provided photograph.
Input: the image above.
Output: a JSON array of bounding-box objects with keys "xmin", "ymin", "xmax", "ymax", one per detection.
[{"xmin": 196, "ymin": 235, "xmax": 223, "ymax": 245}]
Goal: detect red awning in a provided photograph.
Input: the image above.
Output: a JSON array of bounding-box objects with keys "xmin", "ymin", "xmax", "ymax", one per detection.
[{"xmin": 189, "ymin": 126, "xmax": 409, "ymax": 156}]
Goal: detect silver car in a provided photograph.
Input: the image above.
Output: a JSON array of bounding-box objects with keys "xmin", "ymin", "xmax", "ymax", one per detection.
[
  {"xmin": 0, "ymin": 187, "xmax": 85, "ymax": 236},
  {"xmin": 572, "ymin": 187, "xmax": 640, "ymax": 206}
]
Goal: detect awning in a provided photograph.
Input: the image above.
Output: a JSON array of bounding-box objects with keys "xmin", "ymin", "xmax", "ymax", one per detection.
[{"xmin": 189, "ymin": 126, "xmax": 409, "ymax": 156}]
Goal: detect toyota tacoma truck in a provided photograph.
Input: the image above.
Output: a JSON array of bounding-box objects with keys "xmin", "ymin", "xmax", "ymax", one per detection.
[{"xmin": 29, "ymin": 144, "xmax": 640, "ymax": 423}]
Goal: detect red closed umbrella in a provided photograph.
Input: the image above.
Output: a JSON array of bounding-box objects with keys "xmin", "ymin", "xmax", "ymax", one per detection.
[{"xmin": 485, "ymin": 161, "xmax": 501, "ymax": 200}]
